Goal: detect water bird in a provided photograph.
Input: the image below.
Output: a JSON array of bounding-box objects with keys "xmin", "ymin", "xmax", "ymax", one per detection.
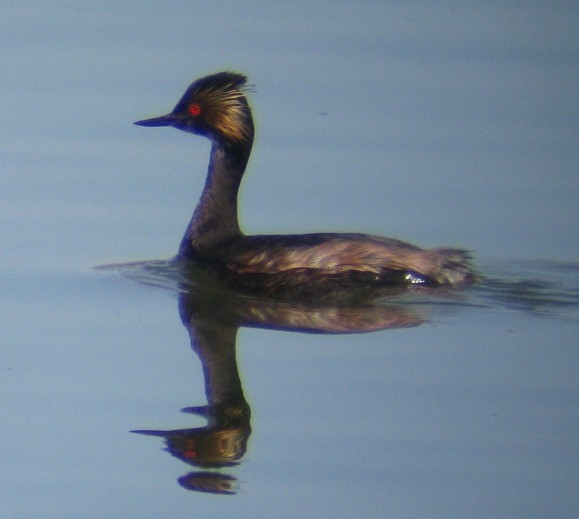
[{"xmin": 134, "ymin": 72, "xmax": 477, "ymax": 298}]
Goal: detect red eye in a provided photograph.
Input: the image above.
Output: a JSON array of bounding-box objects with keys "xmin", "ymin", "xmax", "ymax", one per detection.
[{"xmin": 188, "ymin": 104, "xmax": 201, "ymax": 116}]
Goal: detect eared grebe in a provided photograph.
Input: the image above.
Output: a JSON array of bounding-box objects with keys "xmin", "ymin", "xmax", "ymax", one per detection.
[{"xmin": 135, "ymin": 72, "xmax": 477, "ymax": 297}]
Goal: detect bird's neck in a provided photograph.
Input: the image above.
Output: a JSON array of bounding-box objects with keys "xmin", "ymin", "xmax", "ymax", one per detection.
[{"xmin": 178, "ymin": 138, "xmax": 251, "ymax": 256}]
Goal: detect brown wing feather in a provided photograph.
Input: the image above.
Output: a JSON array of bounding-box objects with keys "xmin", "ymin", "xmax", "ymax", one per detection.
[
  {"xmin": 224, "ymin": 234, "xmax": 418, "ymax": 274},
  {"xmin": 220, "ymin": 234, "xmax": 475, "ymax": 287}
]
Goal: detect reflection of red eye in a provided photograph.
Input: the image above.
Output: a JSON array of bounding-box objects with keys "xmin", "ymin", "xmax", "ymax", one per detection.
[{"xmin": 188, "ymin": 104, "xmax": 201, "ymax": 116}]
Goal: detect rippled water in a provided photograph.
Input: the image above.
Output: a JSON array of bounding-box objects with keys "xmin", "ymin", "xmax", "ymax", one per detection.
[
  {"xmin": 2, "ymin": 2, "xmax": 578, "ymax": 518},
  {"xmin": 111, "ymin": 257, "xmax": 579, "ymax": 320}
]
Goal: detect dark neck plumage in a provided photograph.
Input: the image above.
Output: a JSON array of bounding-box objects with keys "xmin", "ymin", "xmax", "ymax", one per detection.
[{"xmin": 178, "ymin": 137, "xmax": 252, "ymax": 257}]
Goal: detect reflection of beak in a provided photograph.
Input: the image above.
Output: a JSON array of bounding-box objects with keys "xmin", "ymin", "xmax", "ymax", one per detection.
[{"xmin": 134, "ymin": 113, "xmax": 178, "ymax": 127}]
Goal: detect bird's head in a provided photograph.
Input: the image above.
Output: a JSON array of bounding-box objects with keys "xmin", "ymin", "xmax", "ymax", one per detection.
[{"xmin": 135, "ymin": 72, "xmax": 254, "ymax": 145}]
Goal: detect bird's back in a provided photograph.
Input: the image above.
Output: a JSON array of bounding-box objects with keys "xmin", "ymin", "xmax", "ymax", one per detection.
[{"xmin": 183, "ymin": 232, "xmax": 476, "ymax": 297}]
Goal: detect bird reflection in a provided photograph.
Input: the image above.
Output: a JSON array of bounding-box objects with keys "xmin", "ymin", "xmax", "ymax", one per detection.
[{"xmin": 126, "ymin": 261, "xmax": 424, "ymax": 495}]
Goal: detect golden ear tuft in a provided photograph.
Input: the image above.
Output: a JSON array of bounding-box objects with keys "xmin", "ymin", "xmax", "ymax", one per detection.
[{"xmin": 185, "ymin": 72, "xmax": 254, "ymax": 144}]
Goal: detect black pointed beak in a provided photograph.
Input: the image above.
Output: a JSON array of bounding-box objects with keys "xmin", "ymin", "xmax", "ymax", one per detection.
[{"xmin": 134, "ymin": 113, "xmax": 178, "ymax": 127}]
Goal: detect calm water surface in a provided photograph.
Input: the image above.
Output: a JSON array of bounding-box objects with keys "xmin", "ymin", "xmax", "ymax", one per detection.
[{"xmin": 2, "ymin": 2, "xmax": 578, "ymax": 518}]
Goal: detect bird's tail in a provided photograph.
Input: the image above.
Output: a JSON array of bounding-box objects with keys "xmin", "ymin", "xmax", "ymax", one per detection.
[{"xmin": 426, "ymin": 248, "xmax": 479, "ymax": 286}]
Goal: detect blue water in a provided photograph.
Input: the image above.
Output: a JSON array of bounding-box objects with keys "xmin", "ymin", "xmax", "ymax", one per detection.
[{"xmin": 1, "ymin": 2, "xmax": 578, "ymax": 518}]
